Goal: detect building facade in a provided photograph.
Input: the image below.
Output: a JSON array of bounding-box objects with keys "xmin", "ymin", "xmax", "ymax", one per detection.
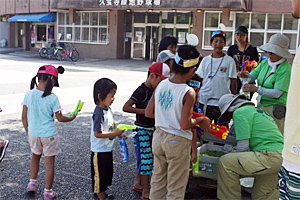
[{"xmin": 0, "ymin": 0, "xmax": 298, "ymax": 60}]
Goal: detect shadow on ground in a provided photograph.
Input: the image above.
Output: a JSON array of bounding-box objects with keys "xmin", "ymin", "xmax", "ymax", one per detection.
[{"xmin": 0, "ymin": 111, "xmax": 227, "ymax": 199}]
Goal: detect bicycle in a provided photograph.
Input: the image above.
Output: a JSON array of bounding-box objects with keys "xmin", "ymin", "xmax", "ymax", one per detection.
[
  {"xmin": 39, "ymin": 41, "xmax": 59, "ymax": 59},
  {"xmin": 55, "ymin": 43, "xmax": 79, "ymax": 62}
]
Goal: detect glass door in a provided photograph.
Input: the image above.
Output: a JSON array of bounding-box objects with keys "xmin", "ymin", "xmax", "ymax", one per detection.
[
  {"xmin": 145, "ymin": 26, "xmax": 159, "ymax": 61},
  {"xmin": 31, "ymin": 24, "xmax": 54, "ymax": 48},
  {"xmin": 131, "ymin": 27, "xmax": 145, "ymax": 60}
]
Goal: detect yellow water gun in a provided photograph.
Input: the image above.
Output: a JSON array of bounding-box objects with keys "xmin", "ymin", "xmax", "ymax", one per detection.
[{"xmin": 117, "ymin": 124, "xmax": 137, "ymax": 131}]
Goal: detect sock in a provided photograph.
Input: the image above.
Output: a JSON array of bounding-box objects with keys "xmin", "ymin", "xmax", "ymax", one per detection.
[
  {"xmin": 44, "ymin": 188, "xmax": 52, "ymax": 192},
  {"xmin": 29, "ymin": 179, "xmax": 37, "ymax": 183}
]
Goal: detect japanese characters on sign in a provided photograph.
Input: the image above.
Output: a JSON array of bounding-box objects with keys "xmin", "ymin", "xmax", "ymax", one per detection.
[{"xmin": 99, "ymin": 0, "xmax": 161, "ymax": 6}]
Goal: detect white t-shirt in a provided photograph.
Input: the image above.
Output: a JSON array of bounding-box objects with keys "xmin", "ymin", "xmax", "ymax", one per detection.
[
  {"xmin": 196, "ymin": 54, "xmax": 236, "ymax": 106},
  {"xmin": 90, "ymin": 106, "xmax": 116, "ymax": 152},
  {"xmin": 282, "ymin": 46, "xmax": 300, "ymax": 172},
  {"xmin": 154, "ymin": 79, "xmax": 193, "ymax": 140}
]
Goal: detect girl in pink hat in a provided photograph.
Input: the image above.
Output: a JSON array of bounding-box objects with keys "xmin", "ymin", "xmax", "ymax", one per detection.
[{"xmin": 22, "ymin": 65, "xmax": 77, "ymax": 200}]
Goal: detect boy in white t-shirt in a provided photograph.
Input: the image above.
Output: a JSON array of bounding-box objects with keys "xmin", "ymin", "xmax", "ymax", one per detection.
[
  {"xmin": 196, "ymin": 30, "xmax": 237, "ymax": 124},
  {"xmin": 145, "ymin": 45, "xmax": 211, "ymax": 200}
]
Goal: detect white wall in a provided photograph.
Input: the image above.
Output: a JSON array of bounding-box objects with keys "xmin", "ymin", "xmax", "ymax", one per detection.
[{"xmin": 0, "ymin": 22, "xmax": 9, "ymax": 46}]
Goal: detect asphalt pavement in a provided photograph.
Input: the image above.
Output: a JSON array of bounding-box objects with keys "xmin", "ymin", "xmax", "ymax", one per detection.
[
  {"xmin": 0, "ymin": 49, "xmax": 250, "ymax": 200},
  {"xmin": 0, "ymin": 47, "xmax": 153, "ymax": 72}
]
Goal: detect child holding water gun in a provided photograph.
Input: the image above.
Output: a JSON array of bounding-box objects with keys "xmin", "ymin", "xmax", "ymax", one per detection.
[
  {"xmin": 21, "ymin": 65, "xmax": 76, "ymax": 200},
  {"xmin": 91, "ymin": 78, "xmax": 125, "ymax": 200},
  {"xmin": 145, "ymin": 45, "xmax": 211, "ymax": 200},
  {"xmin": 123, "ymin": 62, "xmax": 170, "ymax": 200}
]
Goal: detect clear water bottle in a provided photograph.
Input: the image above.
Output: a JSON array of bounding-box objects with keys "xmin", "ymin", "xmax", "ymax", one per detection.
[{"xmin": 240, "ymin": 77, "xmax": 251, "ymax": 99}]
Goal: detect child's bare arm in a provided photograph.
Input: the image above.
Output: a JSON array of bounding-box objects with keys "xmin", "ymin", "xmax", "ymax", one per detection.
[
  {"xmin": 94, "ymin": 129, "xmax": 124, "ymax": 138},
  {"xmin": 123, "ymin": 99, "xmax": 145, "ymax": 115},
  {"xmin": 199, "ymin": 77, "xmax": 203, "ymax": 88},
  {"xmin": 191, "ymin": 129, "xmax": 197, "ymax": 163},
  {"xmin": 230, "ymin": 78, "xmax": 237, "ymax": 95},
  {"xmin": 181, "ymin": 89, "xmax": 211, "ymax": 131},
  {"xmin": 145, "ymin": 94, "xmax": 155, "ymax": 118},
  {"xmin": 21, "ymin": 105, "xmax": 28, "ymax": 135},
  {"xmin": 55, "ymin": 111, "xmax": 76, "ymax": 122},
  {"xmin": 180, "ymin": 89, "xmax": 197, "ymax": 130}
]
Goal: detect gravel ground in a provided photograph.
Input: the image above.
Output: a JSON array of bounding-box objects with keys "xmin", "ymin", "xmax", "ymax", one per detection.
[
  {"xmin": 0, "ymin": 110, "xmax": 144, "ymax": 200},
  {"xmin": 0, "ymin": 110, "xmax": 223, "ymax": 200},
  {"xmin": 0, "ymin": 52, "xmax": 249, "ymax": 200}
]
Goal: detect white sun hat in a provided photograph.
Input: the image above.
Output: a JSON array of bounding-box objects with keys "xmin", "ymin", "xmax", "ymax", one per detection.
[{"xmin": 259, "ymin": 33, "xmax": 292, "ymax": 59}]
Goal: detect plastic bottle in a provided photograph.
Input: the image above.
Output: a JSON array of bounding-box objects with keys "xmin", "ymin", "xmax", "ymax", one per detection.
[{"xmin": 119, "ymin": 137, "xmax": 129, "ymax": 163}]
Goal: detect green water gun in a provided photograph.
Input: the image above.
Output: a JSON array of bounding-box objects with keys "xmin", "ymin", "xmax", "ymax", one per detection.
[
  {"xmin": 191, "ymin": 154, "xmax": 199, "ymax": 173},
  {"xmin": 117, "ymin": 124, "xmax": 137, "ymax": 131},
  {"xmin": 69, "ymin": 100, "xmax": 84, "ymax": 117}
]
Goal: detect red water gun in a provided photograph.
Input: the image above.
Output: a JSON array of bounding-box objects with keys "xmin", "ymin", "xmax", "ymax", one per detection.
[
  {"xmin": 192, "ymin": 111, "xmax": 229, "ymax": 140},
  {"xmin": 240, "ymin": 60, "xmax": 258, "ymax": 72}
]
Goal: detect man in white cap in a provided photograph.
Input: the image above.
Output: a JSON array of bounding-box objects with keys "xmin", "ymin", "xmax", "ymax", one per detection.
[
  {"xmin": 278, "ymin": 1, "xmax": 300, "ymax": 199},
  {"xmin": 239, "ymin": 33, "xmax": 292, "ymax": 134},
  {"xmin": 217, "ymin": 94, "xmax": 283, "ymax": 200}
]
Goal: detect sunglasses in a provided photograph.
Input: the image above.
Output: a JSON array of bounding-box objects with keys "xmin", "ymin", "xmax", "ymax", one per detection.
[{"xmin": 211, "ymin": 30, "xmax": 226, "ymax": 38}]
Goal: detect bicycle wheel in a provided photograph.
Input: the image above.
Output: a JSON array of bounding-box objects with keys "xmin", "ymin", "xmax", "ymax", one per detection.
[
  {"xmin": 39, "ymin": 48, "xmax": 48, "ymax": 59},
  {"xmin": 70, "ymin": 50, "xmax": 79, "ymax": 62},
  {"xmin": 55, "ymin": 49, "xmax": 64, "ymax": 61}
]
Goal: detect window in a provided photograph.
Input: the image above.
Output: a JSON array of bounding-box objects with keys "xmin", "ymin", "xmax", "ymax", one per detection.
[
  {"xmin": 176, "ymin": 13, "xmax": 191, "ymax": 24},
  {"xmin": 57, "ymin": 11, "xmax": 109, "ymax": 44},
  {"xmin": 133, "ymin": 11, "xmax": 193, "ymax": 44},
  {"xmin": 162, "ymin": 12, "xmax": 174, "ymax": 24},
  {"xmin": 251, "ymin": 14, "xmax": 265, "ymax": 29},
  {"xmin": 284, "ymin": 14, "xmax": 298, "ymax": 30},
  {"xmin": 203, "ymin": 11, "xmax": 299, "ymax": 53},
  {"xmin": 176, "ymin": 28, "xmax": 188, "ymax": 44},
  {"xmin": 134, "ymin": 12, "xmax": 146, "ymax": 23},
  {"xmin": 162, "ymin": 28, "xmax": 173, "ymax": 38},
  {"xmin": 205, "ymin": 12, "xmax": 220, "ymax": 28},
  {"xmin": 147, "ymin": 12, "xmax": 159, "ymax": 23}
]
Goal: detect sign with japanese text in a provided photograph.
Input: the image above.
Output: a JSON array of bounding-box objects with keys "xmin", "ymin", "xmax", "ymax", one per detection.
[{"xmin": 99, "ymin": 0, "xmax": 161, "ymax": 6}]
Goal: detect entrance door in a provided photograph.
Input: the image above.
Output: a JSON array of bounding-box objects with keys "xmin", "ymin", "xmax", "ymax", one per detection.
[
  {"xmin": 31, "ymin": 24, "xmax": 54, "ymax": 48},
  {"xmin": 145, "ymin": 26, "xmax": 159, "ymax": 61},
  {"xmin": 17, "ymin": 23, "xmax": 23, "ymax": 48},
  {"xmin": 131, "ymin": 26, "xmax": 159, "ymax": 60},
  {"xmin": 132, "ymin": 27, "xmax": 145, "ymax": 60}
]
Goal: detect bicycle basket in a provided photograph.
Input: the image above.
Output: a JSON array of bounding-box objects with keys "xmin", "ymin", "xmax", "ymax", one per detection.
[{"xmin": 59, "ymin": 42, "xmax": 65, "ymax": 48}]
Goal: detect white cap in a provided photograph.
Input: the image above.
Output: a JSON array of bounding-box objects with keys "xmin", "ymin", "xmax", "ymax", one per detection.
[{"xmin": 156, "ymin": 50, "xmax": 175, "ymax": 62}]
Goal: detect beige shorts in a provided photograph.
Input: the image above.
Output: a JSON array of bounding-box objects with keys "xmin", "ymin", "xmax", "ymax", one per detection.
[{"xmin": 28, "ymin": 134, "xmax": 61, "ymax": 157}]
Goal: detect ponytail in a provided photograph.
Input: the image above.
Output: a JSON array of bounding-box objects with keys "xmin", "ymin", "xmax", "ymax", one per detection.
[
  {"xmin": 42, "ymin": 76, "xmax": 54, "ymax": 97},
  {"xmin": 30, "ymin": 76, "xmax": 37, "ymax": 89},
  {"xmin": 31, "ymin": 74, "xmax": 54, "ymax": 97}
]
